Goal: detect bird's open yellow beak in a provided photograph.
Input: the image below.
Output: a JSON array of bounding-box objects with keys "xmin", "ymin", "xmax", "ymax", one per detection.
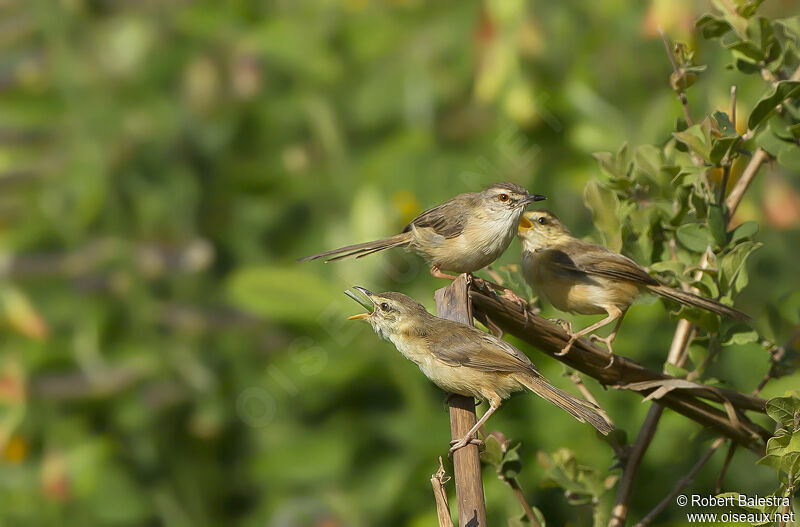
[
  {"xmin": 344, "ymin": 286, "xmax": 375, "ymax": 320},
  {"xmin": 518, "ymin": 215, "xmax": 533, "ymax": 231}
]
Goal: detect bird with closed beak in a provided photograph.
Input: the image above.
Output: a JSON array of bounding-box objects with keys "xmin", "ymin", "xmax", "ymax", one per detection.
[
  {"xmin": 517, "ymin": 210, "xmax": 749, "ymax": 365},
  {"xmin": 300, "ymin": 183, "xmax": 545, "ymax": 280},
  {"xmin": 345, "ymin": 286, "xmax": 613, "ymax": 455}
]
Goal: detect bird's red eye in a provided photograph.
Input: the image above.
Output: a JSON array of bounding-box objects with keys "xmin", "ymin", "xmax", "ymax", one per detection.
[{"xmin": 498, "ymin": 193, "xmax": 509, "ymax": 202}]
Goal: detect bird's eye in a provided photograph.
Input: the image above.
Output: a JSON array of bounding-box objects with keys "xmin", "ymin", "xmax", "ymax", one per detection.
[
  {"xmin": 497, "ymin": 193, "xmax": 509, "ymax": 202},
  {"xmin": 537, "ymin": 217, "xmax": 547, "ymax": 225},
  {"xmin": 380, "ymin": 302, "xmax": 390, "ymax": 311}
]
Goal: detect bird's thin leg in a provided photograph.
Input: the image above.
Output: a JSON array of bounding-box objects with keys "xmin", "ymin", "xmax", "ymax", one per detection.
[
  {"xmin": 430, "ymin": 265, "xmax": 459, "ymax": 280},
  {"xmin": 556, "ymin": 307, "xmax": 622, "ymax": 362},
  {"xmin": 589, "ymin": 309, "xmax": 627, "ymax": 368},
  {"xmin": 448, "ymin": 401, "xmax": 500, "ymax": 456}
]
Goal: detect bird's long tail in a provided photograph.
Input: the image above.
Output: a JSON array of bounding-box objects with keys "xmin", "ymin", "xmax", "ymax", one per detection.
[
  {"xmin": 515, "ymin": 374, "xmax": 613, "ymax": 435},
  {"xmin": 297, "ymin": 232, "xmax": 412, "ymax": 262},
  {"xmin": 647, "ymin": 285, "xmax": 749, "ymax": 321}
]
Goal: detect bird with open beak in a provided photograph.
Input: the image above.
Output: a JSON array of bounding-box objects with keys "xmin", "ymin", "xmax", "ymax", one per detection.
[
  {"xmin": 517, "ymin": 210, "xmax": 749, "ymax": 366},
  {"xmin": 345, "ymin": 287, "xmax": 613, "ymax": 455}
]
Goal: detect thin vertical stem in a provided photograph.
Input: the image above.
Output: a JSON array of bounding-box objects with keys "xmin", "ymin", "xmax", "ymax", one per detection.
[{"xmin": 435, "ymin": 274, "xmax": 488, "ymax": 527}]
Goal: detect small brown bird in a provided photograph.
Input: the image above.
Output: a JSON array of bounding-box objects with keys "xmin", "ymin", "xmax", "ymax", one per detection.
[
  {"xmin": 299, "ymin": 183, "xmax": 546, "ymax": 279},
  {"xmin": 517, "ymin": 210, "xmax": 749, "ymax": 364},
  {"xmin": 345, "ymin": 287, "xmax": 612, "ymax": 454}
]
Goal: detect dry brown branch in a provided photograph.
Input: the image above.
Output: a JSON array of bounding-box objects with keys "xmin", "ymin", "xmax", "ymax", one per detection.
[
  {"xmin": 609, "ymin": 405, "xmax": 664, "ymax": 527},
  {"xmin": 716, "ymin": 440, "xmax": 737, "ymax": 493},
  {"xmin": 468, "ymin": 288, "xmax": 769, "ymax": 452},
  {"xmin": 506, "ymin": 477, "xmax": 544, "ymax": 527},
  {"xmin": 431, "ymin": 457, "xmax": 455, "ymax": 527},
  {"xmin": 436, "ymin": 275, "xmax": 488, "ymax": 527}
]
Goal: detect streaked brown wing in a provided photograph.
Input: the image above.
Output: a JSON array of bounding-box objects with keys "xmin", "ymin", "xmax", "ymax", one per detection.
[
  {"xmin": 559, "ymin": 241, "xmax": 659, "ymax": 286},
  {"xmin": 427, "ymin": 319, "xmax": 536, "ymax": 374},
  {"xmin": 403, "ymin": 194, "xmax": 474, "ymax": 239}
]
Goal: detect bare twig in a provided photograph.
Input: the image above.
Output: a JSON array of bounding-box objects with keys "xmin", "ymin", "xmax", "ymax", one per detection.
[
  {"xmin": 633, "ymin": 437, "xmax": 726, "ymax": 527},
  {"xmin": 488, "ymin": 431, "xmax": 545, "ymax": 527},
  {"xmin": 505, "ymin": 477, "xmax": 544, "ymax": 527},
  {"xmin": 431, "ymin": 457, "xmax": 455, "ymax": 527},
  {"xmin": 725, "ymin": 147, "xmax": 771, "ymax": 214},
  {"xmin": 718, "ymin": 86, "xmax": 737, "ymax": 206},
  {"xmin": 659, "ymin": 28, "xmax": 693, "ymax": 126},
  {"xmin": 609, "ymin": 405, "xmax": 665, "ymax": 527},
  {"xmin": 778, "ymin": 474, "xmax": 794, "ymax": 527},
  {"xmin": 716, "ymin": 440, "xmax": 737, "ymax": 493},
  {"xmin": 436, "ymin": 275, "xmax": 487, "ymax": 527}
]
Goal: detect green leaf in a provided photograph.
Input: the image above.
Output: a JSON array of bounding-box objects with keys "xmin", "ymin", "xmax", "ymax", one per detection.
[
  {"xmin": 756, "ymin": 453, "xmax": 783, "ymax": 471},
  {"xmin": 712, "ymin": 110, "xmax": 737, "ymax": 136},
  {"xmin": 673, "ymin": 124, "xmax": 711, "ymax": 162},
  {"xmin": 676, "ymin": 223, "xmax": 713, "ymax": 252},
  {"xmin": 501, "ymin": 443, "xmax": 523, "ymax": 480},
  {"xmin": 727, "ymin": 40, "xmax": 764, "ymax": 62},
  {"xmin": 720, "ymin": 241, "xmax": 762, "ymax": 292},
  {"xmin": 777, "ymin": 144, "xmax": 800, "ymax": 171},
  {"xmin": 734, "ymin": 0, "xmax": 765, "ymax": 18},
  {"xmin": 756, "ymin": 125, "xmax": 789, "ymax": 157},
  {"xmin": 664, "ymin": 362, "xmax": 689, "ymax": 378},
  {"xmin": 708, "ymin": 204, "xmax": 728, "ymax": 246},
  {"xmin": 733, "ymin": 57, "xmax": 762, "ymax": 74},
  {"xmin": 766, "ymin": 396, "xmax": 800, "ymax": 427},
  {"xmin": 748, "ymin": 80, "xmax": 800, "ymax": 130},
  {"xmin": 584, "ymin": 179, "xmax": 622, "ymax": 252},
  {"xmin": 729, "ymin": 221, "xmax": 759, "ymax": 243},
  {"xmin": 650, "ymin": 260, "xmax": 687, "ymax": 279},
  {"xmin": 480, "ymin": 435, "xmax": 504, "ymax": 467},
  {"xmin": 722, "ymin": 328, "xmax": 759, "ymax": 346},
  {"xmin": 673, "ymin": 305, "xmax": 720, "ymax": 333},
  {"xmin": 697, "ymin": 13, "xmax": 733, "ymax": 38}
]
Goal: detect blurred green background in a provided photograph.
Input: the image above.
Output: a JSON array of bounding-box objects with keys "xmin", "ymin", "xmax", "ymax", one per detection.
[{"xmin": 1, "ymin": 0, "xmax": 799, "ymax": 525}]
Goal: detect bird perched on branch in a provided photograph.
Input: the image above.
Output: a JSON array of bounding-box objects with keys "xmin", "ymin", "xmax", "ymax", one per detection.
[
  {"xmin": 299, "ymin": 183, "xmax": 546, "ymax": 280},
  {"xmin": 345, "ymin": 286, "xmax": 612, "ymax": 455},
  {"xmin": 517, "ymin": 210, "xmax": 749, "ymax": 365}
]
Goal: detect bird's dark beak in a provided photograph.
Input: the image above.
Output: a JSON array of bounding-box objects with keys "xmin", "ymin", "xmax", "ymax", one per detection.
[
  {"xmin": 521, "ymin": 194, "xmax": 547, "ymax": 205},
  {"xmin": 345, "ymin": 287, "xmax": 375, "ymax": 320}
]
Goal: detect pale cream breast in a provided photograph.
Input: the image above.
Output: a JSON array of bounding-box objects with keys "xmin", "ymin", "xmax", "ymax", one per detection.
[
  {"xmin": 410, "ymin": 210, "xmax": 520, "ymax": 273},
  {"xmin": 522, "ymin": 250, "xmax": 640, "ymax": 314},
  {"xmin": 418, "ymin": 359, "xmax": 525, "ymax": 401},
  {"xmin": 389, "ymin": 330, "xmax": 526, "ymax": 401}
]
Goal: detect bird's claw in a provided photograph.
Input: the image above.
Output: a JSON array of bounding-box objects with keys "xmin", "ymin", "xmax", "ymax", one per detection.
[
  {"xmin": 549, "ymin": 318, "xmax": 573, "ymax": 333},
  {"xmin": 430, "ymin": 266, "xmax": 459, "ymax": 280},
  {"xmin": 500, "ymin": 288, "xmax": 529, "ymax": 314},
  {"xmin": 589, "ymin": 334, "xmax": 617, "ymax": 369},
  {"xmin": 448, "ymin": 437, "xmax": 484, "ymax": 456},
  {"xmin": 556, "ymin": 337, "xmax": 576, "ymax": 357}
]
